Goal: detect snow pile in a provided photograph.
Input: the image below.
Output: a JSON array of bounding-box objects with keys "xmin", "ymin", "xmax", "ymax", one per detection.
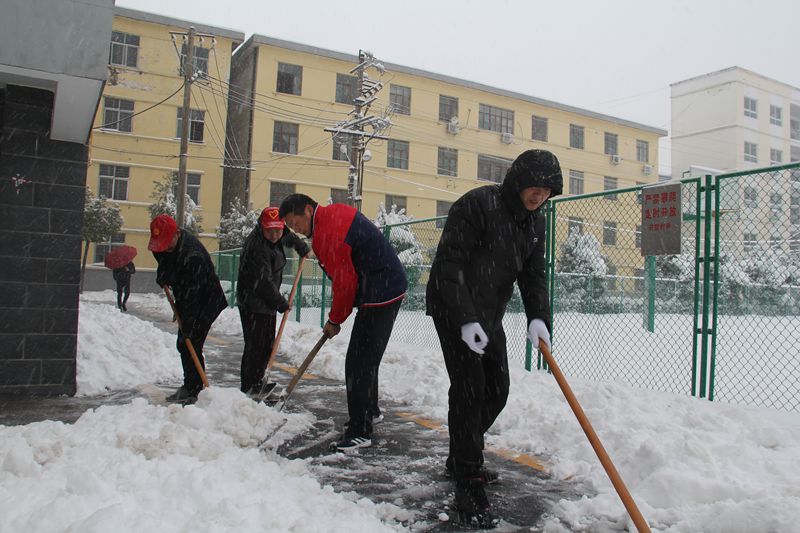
[{"xmin": 0, "ymin": 388, "xmax": 404, "ymax": 532}]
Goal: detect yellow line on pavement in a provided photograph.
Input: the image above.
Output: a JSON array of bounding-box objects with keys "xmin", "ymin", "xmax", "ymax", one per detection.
[
  {"xmin": 274, "ymin": 362, "xmax": 319, "ymax": 380},
  {"xmin": 396, "ymin": 412, "xmax": 547, "ymax": 473}
]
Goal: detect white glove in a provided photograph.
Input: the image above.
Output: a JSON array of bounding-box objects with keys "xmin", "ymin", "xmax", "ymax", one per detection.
[
  {"xmin": 528, "ymin": 319, "xmax": 551, "ymax": 350},
  {"xmin": 460, "ymin": 322, "xmax": 489, "ymax": 355}
]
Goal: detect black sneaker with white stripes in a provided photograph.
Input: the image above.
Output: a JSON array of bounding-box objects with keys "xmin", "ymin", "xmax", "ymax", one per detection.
[{"xmin": 334, "ymin": 434, "xmax": 372, "ymax": 451}]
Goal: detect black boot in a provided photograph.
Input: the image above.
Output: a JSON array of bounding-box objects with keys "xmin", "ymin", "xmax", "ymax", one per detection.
[
  {"xmin": 166, "ymin": 386, "xmax": 200, "ymax": 404},
  {"xmin": 454, "ymin": 477, "xmax": 496, "ymax": 529}
]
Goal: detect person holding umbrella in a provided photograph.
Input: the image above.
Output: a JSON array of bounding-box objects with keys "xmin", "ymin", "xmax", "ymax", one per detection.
[
  {"xmin": 236, "ymin": 206, "xmax": 310, "ymax": 396},
  {"xmin": 148, "ymin": 214, "xmax": 228, "ymax": 403},
  {"xmin": 104, "ymin": 245, "xmax": 137, "ymax": 312}
]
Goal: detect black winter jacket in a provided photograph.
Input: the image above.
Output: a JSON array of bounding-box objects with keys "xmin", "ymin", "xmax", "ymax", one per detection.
[
  {"xmin": 153, "ymin": 231, "xmax": 227, "ymax": 337},
  {"xmin": 112, "ymin": 262, "xmax": 135, "ymax": 285},
  {"xmin": 236, "ymin": 225, "xmax": 310, "ymax": 315},
  {"xmin": 426, "ymin": 176, "xmax": 552, "ymax": 333}
]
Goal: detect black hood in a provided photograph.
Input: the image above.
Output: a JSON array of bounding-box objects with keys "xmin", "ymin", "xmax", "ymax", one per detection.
[{"xmin": 500, "ymin": 149, "xmax": 563, "ymax": 223}]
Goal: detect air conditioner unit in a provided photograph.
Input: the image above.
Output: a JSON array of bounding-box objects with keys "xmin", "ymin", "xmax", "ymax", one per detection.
[
  {"xmin": 501, "ymin": 132, "xmax": 514, "ymax": 144},
  {"xmin": 643, "ymin": 164, "xmax": 653, "ymax": 176},
  {"xmin": 447, "ymin": 116, "xmax": 460, "ymax": 135},
  {"xmin": 610, "ymin": 154, "xmax": 622, "ymax": 165}
]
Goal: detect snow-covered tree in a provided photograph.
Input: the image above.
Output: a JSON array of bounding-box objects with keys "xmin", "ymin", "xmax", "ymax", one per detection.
[
  {"xmin": 374, "ymin": 203, "xmax": 424, "ymax": 305},
  {"xmin": 655, "ymin": 253, "xmax": 695, "ymax": 312},
  {"xmin": 148, "ymin": 173, "xmax": 203, "ymax": 234},
  {"xmin": 557, "ymin": 227, "xmax": 607, "ymax": 311},
  {"xmin": 81, "ymin": 188, "xmax": 123, "ymax": 293},
  {"xmin": 217, "ymin": 197, "xmax": 259, "ymax": 250}
]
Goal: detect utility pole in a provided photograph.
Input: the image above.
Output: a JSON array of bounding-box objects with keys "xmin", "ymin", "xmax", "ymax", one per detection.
[
  {"xmin": 325, "ymin": 50, "xmax": 390, "ymax": 212},
  {"xmin": 170, "ymin": 27, "xmax": 215, "ymax": 227},
  {"xmin": 175, "ymin": 27, "xmax": 195, "ymax": 229}
]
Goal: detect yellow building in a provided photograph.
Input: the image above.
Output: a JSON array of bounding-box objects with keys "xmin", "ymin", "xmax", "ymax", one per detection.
[
  {"xmin": 88, "ymin": 7, "xmax": 244, "ymax": 269},
  {"xmin": 223, "ymin": 35, "xmax": 667, "ymax": 235}
]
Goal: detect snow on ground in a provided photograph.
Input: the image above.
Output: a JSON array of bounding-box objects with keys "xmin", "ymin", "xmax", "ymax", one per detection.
[{"xmin": 3, "ymin": 291, "xmax": 800, "ymax": 532}]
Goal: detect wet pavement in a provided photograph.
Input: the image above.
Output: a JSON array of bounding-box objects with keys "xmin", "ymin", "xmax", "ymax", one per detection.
[{"xmin": 0, "ymin": 302, "xmax": 585, "ymax": 531}]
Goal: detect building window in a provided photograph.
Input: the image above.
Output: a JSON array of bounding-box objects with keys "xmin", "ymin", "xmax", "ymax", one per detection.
[
  {"xmin": 390, "ymin": 84, "xmax": 411, "ymax": 115},
  {"xmin": 176, "ymin": 108, "xmax": 205, "ymax": 142},
  {"xmin": 477, "ymin": 154, "xmax": 512, "ymax": 183},
  {"xmin": 439, "ymin": 95, "xmax": 458, "ymax": 121},
  {"xmin": 744, "ymin": 97, "xmax": 757, "ymax": 119},
  {"xmin": 568, "ymin": 217, "xmax": 583, "ymax": 235},
  {"xmin": 770, "ymin": 149, "xmax": 783, "ymax": 165},
  {"xmin": 103, "ymin": 97, "xmax": 134, "ymax": 132},
  {"xmin": 744, "ymin": 186, "xmax": 758, "ymax": 208},
  {"xmin": 329, "ymin": 188, "xmax": 348, "ymax": 205},
  {"xmin": 532, "ymin": 115, "xmax": 548, "ymax": 142},
  {"xmin": 332, "ymin": 135, "xmax": 352, "ymax": 161},
  {"xmin": 791, "ymin": 192, "xmax": 800, "ymax": 225},
  {"xmin": 570, "ymin": 124, "xmax": 584, "ymax": 149},
  {"xmin": 770, "ymin": 105, "xmax": 783, "ymax": 126},
  {"xmin": 385, "ymin": 194, "xmax": 407, "ymax": 212},
  {"xmin": 94, "ymin": 233, "xmax": 126, "ymax": 263},
  {"xmin": 273, "ymin": 121, "xmax": 298, "ymax": 154},
  {"xmin": 635, "ymin": 224, "xmax": 642, "ymax": 248},
  {"xmin": 387, "ymin": 140, "xmax": 409, "ymax": 169},
  {"xmin": 792, "ymin": 106, "xmax": 800, "ymax": 140},
  {"xmin": 276, "ymin": 63, "xmax": 302, "ymax": 95},
  {"xmin": 478, "ymin": 104, "xmax": 514, "ymax": 134},
  {"xmin": 437, "ymin": 147, "xmax": 458, "ymax": 176},
  {"xmin": 335, "ymin": 73, "xmax": 358, "ymax": 104},
  {"xmin": 180, "ymin": 44, "xmax": 209, "ymax": 75},
  {"xmin": 109, "ymin": 31, "xmax": 139, "ymax": 68},
  {"xmin": 171, "ymin": 172, "xmax": 201, "ymax": 205},
  {"xmin": 98, "ymin": 164, "xmax": 129, "ymax": 201},
  {"xmin": 269, "ymin": 181, "xmax": 295, "ymax": 207},
  {"xmin": 436, "ymin": 200, "xmax": 453, "ymax": 228},
  {"xmin": 604, "ymin": 132, "xmax": 618, "ymax": 156},
  {"xmin": 606, "ymin": 264, "xmax": 617, "ymax": 291},
  {"xmin": 603, "ymin": 221, "xmax": 617, "ymax": 245},
  {"xmin": 636, "ymin": 140, "xmax": 649, "ymax": 163},
  {"xmin": 569, "ymin": 170, "xmax": 584, "ymax": 195},
  {"xmin": 744, "ymin": 141, "xmax": 758, "ymax": 163},
  {"xmin": 604, "ymin": 176, "xmax": 618, "ymax": 200}
]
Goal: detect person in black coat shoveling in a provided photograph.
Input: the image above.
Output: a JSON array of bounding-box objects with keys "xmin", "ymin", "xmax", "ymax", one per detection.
[
  {"xmin": 113, "ymin": 261, "xmax": 135, "ymax": 311},
  {"xmin": 149, "ymin": 214, "xmax": 228, "ymax": 403},
  {"xmin": 426, "ymin": 149, "xmax": 562, "ymax": 527},
  {"xmin": 237, "ymin": 206, "xmax": 310, "ymax": 396}
]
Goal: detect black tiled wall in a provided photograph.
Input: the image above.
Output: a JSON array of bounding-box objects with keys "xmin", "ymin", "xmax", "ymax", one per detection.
[{"xmin": 0, "ymin": 85, "xmax": 88, "ymax": 395}]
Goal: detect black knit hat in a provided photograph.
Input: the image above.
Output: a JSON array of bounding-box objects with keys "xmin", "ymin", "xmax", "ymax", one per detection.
[{"xmin": 503, "ymin": 149, "xmax": 563, "ymax": 197}]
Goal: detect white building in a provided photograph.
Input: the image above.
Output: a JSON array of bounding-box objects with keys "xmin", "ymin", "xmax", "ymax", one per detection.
[{"xmin": 670, "ymin": 66, "xmax": 800, "ymax": 180}]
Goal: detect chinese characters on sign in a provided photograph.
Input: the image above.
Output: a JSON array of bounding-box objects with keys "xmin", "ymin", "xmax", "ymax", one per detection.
[{"xmin": 641, "ymin": 182, "xmax": 682, "ymax": 256}]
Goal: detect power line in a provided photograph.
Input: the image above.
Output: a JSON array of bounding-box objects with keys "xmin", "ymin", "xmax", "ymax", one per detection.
[{"xmin": 93, "ymin": 82, "xmax": 184, "ymax": 130}]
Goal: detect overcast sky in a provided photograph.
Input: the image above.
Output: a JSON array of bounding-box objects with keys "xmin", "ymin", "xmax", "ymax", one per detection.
[{"xmin": 116, "ymin": 0, "xmax": 798, "ymax": 175}]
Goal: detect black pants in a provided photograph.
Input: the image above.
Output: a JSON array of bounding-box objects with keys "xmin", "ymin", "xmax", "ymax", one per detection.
[
  {"xmin": 344, "ymin": 299, "xmax": 402, "ymax": 438},
  {"xmin": 116, "ymin": 282, "xmax": 130, "ymax": 308},
  {"xmin": 433, "ymin": 316, "xmax": 509, "ymax": 478},
  {"xmin": 239, "ymin": 308, "xmax": 277, "ymax": 392},
  {"xmin": 176, "ymin": 316, "xmax": 215, "ymax": 393}
]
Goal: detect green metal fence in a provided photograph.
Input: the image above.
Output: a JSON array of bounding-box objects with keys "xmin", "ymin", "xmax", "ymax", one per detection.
[{"xmin": 214, "ymin": 165, "xmax": 800, "ymax": 412}]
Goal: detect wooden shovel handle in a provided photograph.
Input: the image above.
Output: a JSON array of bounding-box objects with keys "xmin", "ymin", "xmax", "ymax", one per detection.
[
  {"xmin": 163, "ymin": 286, "xmax": 210, "ymax": 389},
  {"xmin": 266, "ymin": 256, "xmax": 306, "ymax": 372},
  {"xmin": 538, "ymin": 340, "xmax": 650, "ymax": 533}
]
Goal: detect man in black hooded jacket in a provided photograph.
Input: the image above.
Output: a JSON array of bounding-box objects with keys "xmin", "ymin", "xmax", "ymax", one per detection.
[
  {"xmin": 426, "ymin": 149, "xmax": 562, "ymax": 526},
  {"xmin": 236, "ymin": 206, "xmax": 310, "ymax": 394}
]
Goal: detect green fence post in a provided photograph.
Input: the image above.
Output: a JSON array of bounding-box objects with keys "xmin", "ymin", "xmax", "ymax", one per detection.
[
  {"xmin": 698, "ymin": 174, "xmax": 714, "ymax": 399},
  {"xmin": 644, "ymin": 255, "xmax": 656, "ymax": 332},
  {"xmin": 524, "ymin": 340, "xmax": 533, "ymax": 371},
  {"xmin": 295, "ymin": 261, "xmax": 302, "ymax": 323}
]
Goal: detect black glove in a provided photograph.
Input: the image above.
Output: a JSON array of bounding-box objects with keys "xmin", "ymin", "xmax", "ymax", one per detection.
[{"xmin": 276, "ymin": 299, "xmax": 290, "ymax": 314}]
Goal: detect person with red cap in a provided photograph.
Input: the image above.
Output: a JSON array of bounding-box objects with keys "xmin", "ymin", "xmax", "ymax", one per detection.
[
  {"xmin": 236, "ymin": 206, "xmax": 310, "ymax": 395},
  {"xmin": 149, "ymin": 214, "xmax": 227, "ymax": 403}
]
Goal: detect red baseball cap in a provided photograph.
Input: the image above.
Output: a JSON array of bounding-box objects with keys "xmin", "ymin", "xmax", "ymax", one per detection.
[
  {"xmin": 148, "ymin": 214, "xmax": 178, "ymax": 252},
  {"xmin": 259, "ymin": 207, "xmax": 285, "ymax": 230}
]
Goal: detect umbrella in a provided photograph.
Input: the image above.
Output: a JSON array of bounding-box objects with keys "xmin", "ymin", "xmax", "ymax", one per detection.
[{"xmin": 104, "ymin": 245, "xmax": 137, "ymax": 269}]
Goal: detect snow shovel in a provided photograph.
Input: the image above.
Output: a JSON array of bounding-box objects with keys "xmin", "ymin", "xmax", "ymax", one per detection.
[
  {"xmin": 163, "ymin": 286, "xmax": 210, "ymax": 389},
  {"xmin": 260, "ymin": 256, "xmax": 307, "ymax": 395},
  {"xmin": 537, "ymin": 340, "xmax": 650, "ymax": 533},
  {"xmin": 273, "ymin": 332, "xmax": 328, "ymax": 412}
]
